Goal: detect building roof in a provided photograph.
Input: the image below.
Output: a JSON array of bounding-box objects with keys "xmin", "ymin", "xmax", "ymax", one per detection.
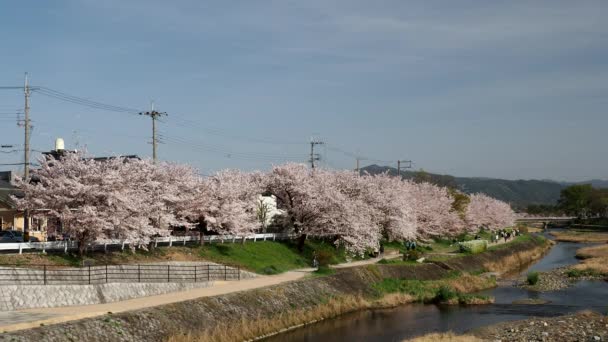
[{"xmin": 0, "ymin": 173, "xmax": 20, "ymax": 209}]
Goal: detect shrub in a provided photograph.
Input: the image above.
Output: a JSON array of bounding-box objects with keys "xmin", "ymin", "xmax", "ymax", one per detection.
[
  {"xmin": 436, "ymin": 285, "xmax": 457, "ymax": 302},
  {"xmin": 261, "ymin": 265, "xmax": 280, "ymax": 275},
  {"xmin": 527, "ymin": 271, "xmax": 539, "ymax": 285},
  {"xmin": 403, "ymin": 249, "xmax": 422, "ymax": 261},
  {"xmin": 459, "ymin": 240, "xmax": 487, "ymax": 254},
  {"xmin": 315, "ymin": 250, "xmax": 334, "ymax": 267},
  {"xmin": 518, "ymin": 226, "xmax": 529, "ymax": 234}
]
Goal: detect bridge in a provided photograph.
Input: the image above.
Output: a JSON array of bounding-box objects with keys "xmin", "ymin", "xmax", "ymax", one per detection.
[{"xmin": 515, "ymin": 216, "xmax": 575, "ymax": 227}]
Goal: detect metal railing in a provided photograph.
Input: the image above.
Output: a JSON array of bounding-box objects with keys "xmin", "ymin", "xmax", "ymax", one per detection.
[
  {"xmin": 0, "ymin": 263, "xmax": 241, "ymax": 285},
  {"xmin": 0, "ymin": 233, "xmax": 297, "ymax": 254}
]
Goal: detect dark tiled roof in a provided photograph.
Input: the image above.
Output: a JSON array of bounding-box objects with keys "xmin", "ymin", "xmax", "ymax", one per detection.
[{"xmin": 0, "ymin": 179, "xmax": 18, "ymax": 208}]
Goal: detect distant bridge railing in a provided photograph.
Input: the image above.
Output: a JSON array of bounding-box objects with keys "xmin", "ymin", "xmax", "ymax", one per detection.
[
  {"xmin": 515, "ymin": 216, "xmax": 576, "ymax": 222},
  {"xmin": 0, "ymin": 233, "xmax": 297, "ymax": 255}
]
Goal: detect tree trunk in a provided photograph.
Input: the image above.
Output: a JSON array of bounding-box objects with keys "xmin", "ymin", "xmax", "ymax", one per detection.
[
  {"xmin": 297, "ymin": 233, "xmax": 307, "ymax": 252},
  {"xmin": 78, "ymin": 239, "xmax": 86, "ymax": 257},
  {"xmin": 199, "ymin": 219, "xmax": 206, "ymax": 246}
]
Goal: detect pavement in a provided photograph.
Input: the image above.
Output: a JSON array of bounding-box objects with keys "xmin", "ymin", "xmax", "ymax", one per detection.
[{"xmin": 0, "ymin": 252, "xmax": 402, "ymax": 332}]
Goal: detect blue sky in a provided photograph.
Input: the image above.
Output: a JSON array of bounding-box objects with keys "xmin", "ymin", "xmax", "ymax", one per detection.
[{"xmin": 1, "ymin": 0, "xmax": 607, "ymax": 181}]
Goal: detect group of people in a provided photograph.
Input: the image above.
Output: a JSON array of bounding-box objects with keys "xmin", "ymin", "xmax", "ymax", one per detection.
[
  {"xmin": 404, "ymin": 240, "xmax": 417, "ymax": 251},
  {"xmin": 490, "ymin": 228, "xmax": 521, "ymax": 243}
]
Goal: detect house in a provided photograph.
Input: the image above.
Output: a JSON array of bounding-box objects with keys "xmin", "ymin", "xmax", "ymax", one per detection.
[
  {"xmin": 0, "ymin": 171, "xmax": 47, "ymax": 239},
  {"xmin": 257, "ymin": 194, "xmax": 284, "ymax": 231}
]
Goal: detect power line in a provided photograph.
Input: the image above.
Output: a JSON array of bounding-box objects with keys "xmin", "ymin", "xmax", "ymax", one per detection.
[
  {"xmin": 167, "ymin": 114, "xmax": 307, "ymax": 146},
  {"xmin": 162, "ymin": 135, "xmax": 308, "ymax": 162},
  {"xmin": 31, "ymin": 87, "xmax": 142, "ymax": 114}
]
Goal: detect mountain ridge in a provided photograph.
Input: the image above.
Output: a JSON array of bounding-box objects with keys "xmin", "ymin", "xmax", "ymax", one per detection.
[{"xmin": 359, "ymin": 165, "xmax": 607, "ymax": 208}]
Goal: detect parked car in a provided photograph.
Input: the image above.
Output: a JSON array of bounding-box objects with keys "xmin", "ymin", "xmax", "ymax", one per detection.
[{"xmin": 0, "ymin": 230, "xmax": 25, "ymax": 243}]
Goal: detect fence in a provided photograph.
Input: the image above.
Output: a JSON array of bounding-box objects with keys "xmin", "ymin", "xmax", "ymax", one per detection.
[
  {"xmin": 0, "ymin": 263, "xmax": 241, "ymax": 285},
  {"xmin": 0, "ymin": 232, "xmax": 297, "ymax": 255}
]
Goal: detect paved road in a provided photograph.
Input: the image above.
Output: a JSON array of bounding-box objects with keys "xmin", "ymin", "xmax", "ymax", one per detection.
[{"xmin": 0, "ymin": 252, "xmax": 402, "ymax": 332}]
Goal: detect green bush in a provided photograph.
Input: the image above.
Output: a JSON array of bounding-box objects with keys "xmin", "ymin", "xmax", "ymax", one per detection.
[
  {"xmin": 459, "ymin": 240, "xmax": 487, "ymax": 254},
  {"xmin": 436, "ymin": 285, "xmax": 457, "ymax": 302},
  {"xmin": 527, "ymin": 271, "xmax": 539, "ymax": 285}
]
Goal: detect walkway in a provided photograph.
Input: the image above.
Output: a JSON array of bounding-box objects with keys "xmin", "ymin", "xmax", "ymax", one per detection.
[{"xmin": 0, "ymin": 252, "xmax": 402, "ymax": 332}]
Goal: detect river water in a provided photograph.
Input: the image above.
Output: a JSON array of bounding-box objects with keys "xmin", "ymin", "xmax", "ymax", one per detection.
[{"xmin": 264, "ymin": 233, "xmax": 608, "ymax": 342}]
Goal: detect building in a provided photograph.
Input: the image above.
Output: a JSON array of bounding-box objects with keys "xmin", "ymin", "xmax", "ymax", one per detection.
[{"xmin": 0, "ymin": 171, "xmax": 47, "ymax": 239}]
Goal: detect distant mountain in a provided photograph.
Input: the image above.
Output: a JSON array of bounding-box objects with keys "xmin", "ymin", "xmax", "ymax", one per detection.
[
  {"xmin": 359, "ymin": 165, "xmax": 607, "ymax": 208},
  {"xmin": 569, "ymin": 179, "xmax": 608, "ymax": 189}
]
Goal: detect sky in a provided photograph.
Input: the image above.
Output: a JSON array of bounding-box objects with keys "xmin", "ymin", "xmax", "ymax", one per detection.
[{"xmin": 0, "ymin": 0, "xmax": 607, "ymax": 181}]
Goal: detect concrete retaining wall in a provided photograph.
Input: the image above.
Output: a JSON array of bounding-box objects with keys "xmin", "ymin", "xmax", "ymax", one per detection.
[
  {"xmin": 0, "ymin": 281, "xmax": 213, "ymax": 311},
  {"xmin": 0, "ymin": 261, "xmax": 256, "ymax": 286}
]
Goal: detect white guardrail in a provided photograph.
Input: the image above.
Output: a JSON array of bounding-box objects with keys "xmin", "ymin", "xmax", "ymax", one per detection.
[{"xmin": 0, "ymin": 233, "xmax": 297, "ymax": 254}]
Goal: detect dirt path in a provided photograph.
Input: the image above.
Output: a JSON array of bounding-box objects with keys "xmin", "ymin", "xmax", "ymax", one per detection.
[{"xmin": 0, "ymin": 253, "xmax": 402, "ymax": 332}]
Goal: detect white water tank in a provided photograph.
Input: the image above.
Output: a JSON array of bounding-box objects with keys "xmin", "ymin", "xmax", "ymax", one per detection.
[{"xmin": 55, "ymin": 138, "xmax": 65, "ymax": 151}]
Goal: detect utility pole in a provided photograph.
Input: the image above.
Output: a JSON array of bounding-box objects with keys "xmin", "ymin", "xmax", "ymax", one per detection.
[
  {"xmin": 23, "ymin": 73, "xmax": 30, "ymax": 180},
  {"xmin": 356, "ymin": 157, "xmax": 360, "ymax": 174},
  {"xmin": 139, "ymin": 101, "xmax": 167, "ymax": 163},
  {"xmin": 309, "ymin": 139, "xmax": 324, "ymax": 169},
  {"xmin": 22, "ymin": 73, "xmax": 31, "ymax": 239},
  {"xmin": 397, "ymin": 160, "xmax": 412, "ymax": 178},
  {"xmin": 0, "ymin": 73, "xmax": 39, "ymax": 240}
]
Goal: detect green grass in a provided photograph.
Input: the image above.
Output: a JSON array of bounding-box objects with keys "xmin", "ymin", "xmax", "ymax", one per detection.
[
  {"xmin": 198, "ymin": 241, "xmax": 310, "ymax": 274},
  {"xmin": 487, "ymin": 234, "xmax": 536, "ymax": 251},
  {"xmin": 198, "ymin": 239, "xmax": 367, "ymax": 275},
  {"xmin": 566, "ymin": 268, "xmax": 602, "ymax": 278},
  {"xmin": 310, "ymin": 266, "xmax": 336, "ymax": 277},
  {"xmin": 427, "ymin": 239, "xmax": 460, "ymax": 254},
  {"xmin": 372, "ymin": 277, "xmax": 490, "ymax": 304}
]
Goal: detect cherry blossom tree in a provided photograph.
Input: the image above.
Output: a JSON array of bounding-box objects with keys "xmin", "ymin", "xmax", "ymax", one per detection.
[
  {"xmin": 13, "ymin": 152, "xmax": 175, "ymax": 255},
  {"xmin": 466, "ymin": 193, "xmax": 515, "ymax": 231},
  {"xmin": 409, "ymin": 181, "xmax": 465, "ymax": 238},
  {"xmin": 263, "ymin": 164, "xmax": 383, "ymax": 254},
  {"xmin": 360, "ymin": 173, "xmax": 418, "ymax": 242},
  {"xmin": 181, "ymin": 169, "xmax": 262, "ymax": 243}
]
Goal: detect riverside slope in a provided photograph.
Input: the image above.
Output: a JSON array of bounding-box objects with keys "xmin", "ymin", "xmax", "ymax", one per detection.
[{"xmin": 0, "ymin": 236, "xmax": 551, "ymax": 342}]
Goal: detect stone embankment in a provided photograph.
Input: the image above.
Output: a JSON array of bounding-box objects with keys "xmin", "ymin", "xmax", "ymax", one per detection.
[
  {"xmin": 0, "ymin": 236, "xmax": 551, "ymax": 342},
  {"xmin": 0, "ymin": 282, "xmax": 213, "ymax": 312}
]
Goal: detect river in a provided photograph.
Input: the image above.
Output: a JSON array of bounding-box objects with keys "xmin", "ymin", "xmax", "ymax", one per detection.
[{"xmin": 263, "ymin": 232, "xmax": 608, "ymax": 341}]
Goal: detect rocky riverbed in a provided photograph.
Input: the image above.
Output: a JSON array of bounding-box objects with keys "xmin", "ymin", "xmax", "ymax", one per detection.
[
  {"xmin": 472, "ymin": 311, "xmax": 608, "ymax": 342},
  {"xmin": 518, "ymin": 267, "xmax": 605, "ymax": 292}
]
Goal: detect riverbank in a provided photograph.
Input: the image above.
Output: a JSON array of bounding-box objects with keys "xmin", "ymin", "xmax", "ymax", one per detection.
[
  {"xmin": 551, "ymin": 230, "xmax": 608, "ymax": 243},
  {"xmin": 409, "ymin": 310, "xmax": 608, "ymax": 342},
  {"xmin": 0, "ymin": 234, "xmax": 551, "ymax": 342}
]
